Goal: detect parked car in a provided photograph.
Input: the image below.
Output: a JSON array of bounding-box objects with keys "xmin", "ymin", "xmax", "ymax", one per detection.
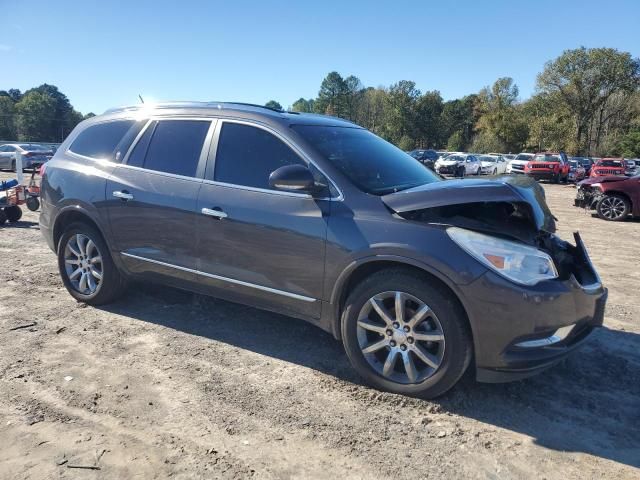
[
  {"xmin": 434, "ymin": 153, "xmax": 481, "ymax": 176},
  {"xmin": 624, "ymin": 159, "xmax": 637, "ymax": 177},
  {"xmin": 567, "ymin": 160, "xmax": 586, "ymax": 183},
  {"xmin": 502, "ymin": 154, "xmax": 516, "ymax": 161},
  {"xmin": 40, "ymin": 102, "xmax": 607, "ymax": 398},
  {"xmin": 575, "ymin": 174, "xmax": 639, "ymax": 221},
  {"xmin": 0, "ymin": 143, "xmax": 54, "ymax": 171},
  {"xmin": 478, "ymin": 155, "xmax": 507, "ymax": 175},
  {"xmin": 506, "ymin": 152, "xmax": 534, "ymax": 174},
  {"xmin": 408, "ymin": 149, "xmax": 438, "ymax": 170},
  {"xmin": 578, "ymin": 157, "xmax": 594, "ymax": 176},
  {"xmin": 524, "ymin": 152, "xmax": 570, "ymax": 183},
  {"xmin": 590, "ymin": 158, "xmax": 626, "ymax": 177}
]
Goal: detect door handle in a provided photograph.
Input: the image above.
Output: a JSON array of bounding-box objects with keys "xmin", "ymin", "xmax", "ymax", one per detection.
[
  {"xmin": 113, "ymin": 190, "xmax": 134, "ymax": 201},
  {"xmin": 201, "ymin": 207, "xmax": 228, "ymax": 219}
]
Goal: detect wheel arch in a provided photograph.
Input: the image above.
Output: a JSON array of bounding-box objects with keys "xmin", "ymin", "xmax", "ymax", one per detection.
[
  {"xmin": 330, "ymin": 256, "xmax": 474, "ymax": 343},
  {"xmin": 52, "ymin": 206, "xmax": 110, "ymax": 253}
]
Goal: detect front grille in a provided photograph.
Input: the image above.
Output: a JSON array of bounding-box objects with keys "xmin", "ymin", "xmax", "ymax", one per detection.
[
  {"xmin": 594, "ymin": 169, "xmax": 622, "ymax": 175},
  {"xmin": 530, "ymin": 163, "xmax": 554, "ymax": 169},
  {"xmin": 511, "ymin": 164, "xmax": 524, "ymax": 171}
]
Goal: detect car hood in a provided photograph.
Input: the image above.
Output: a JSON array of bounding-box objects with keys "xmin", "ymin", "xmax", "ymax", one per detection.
[
  {"xmin": 480, "ymin": 161, "xmax": 495, "ymax": 167},
  {"xmin": 381, "ymin": 176, "xmax": 556, "ymax": 233},
  {"xmin": 579, "ymin": 175, "xmax": 629, "ymax": 184}
]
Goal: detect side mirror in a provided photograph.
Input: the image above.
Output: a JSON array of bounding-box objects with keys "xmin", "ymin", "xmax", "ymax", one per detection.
[{"xmin": 269, "ymin": 164, "xmax": 316, "ymax": 193}]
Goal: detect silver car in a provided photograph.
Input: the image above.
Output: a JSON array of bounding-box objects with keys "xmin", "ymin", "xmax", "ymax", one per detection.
[{"xmin": 0, "ymin": 143, "xmax": 54, "ymax": 171}]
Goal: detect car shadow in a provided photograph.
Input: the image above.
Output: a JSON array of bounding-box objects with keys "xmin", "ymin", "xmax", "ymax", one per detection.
[
  {"xmin": 0, "ymin": 220, "xmax": 39, "ymax": 229},
  {"xmin": 100, "ymin": 284, "xmax": 640, "ymax": 470}
]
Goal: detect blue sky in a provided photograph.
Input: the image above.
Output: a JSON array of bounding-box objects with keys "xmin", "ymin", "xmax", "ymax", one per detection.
[{"xmin": 2, "ymin": 0, "xmax": 638, "ymax": 114}]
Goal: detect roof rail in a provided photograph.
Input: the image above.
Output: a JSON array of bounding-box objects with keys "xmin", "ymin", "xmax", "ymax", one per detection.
[{"xmin": 103, "ymin": 101, "xmax": 297, "ymax": 115}]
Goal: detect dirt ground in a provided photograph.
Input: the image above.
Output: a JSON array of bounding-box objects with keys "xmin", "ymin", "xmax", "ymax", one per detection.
[{"xmin": 0, "ymin": 171, "xmax": 638, "ymax": 480}]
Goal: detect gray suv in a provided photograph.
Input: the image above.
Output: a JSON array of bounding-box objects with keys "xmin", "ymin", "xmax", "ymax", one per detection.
[{"xmin": 40, "ymin": 102, "xmax": 607, "ymax": 398}]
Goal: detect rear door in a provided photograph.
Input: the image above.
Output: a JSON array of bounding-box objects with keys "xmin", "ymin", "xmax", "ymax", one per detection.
[
  {"xmin": 105, "ymin": 118, "xmax": 213, "ymax": 281},
  {"xmin": 195, "ymin": 120, "xmax": 330, "ymax": 320}
]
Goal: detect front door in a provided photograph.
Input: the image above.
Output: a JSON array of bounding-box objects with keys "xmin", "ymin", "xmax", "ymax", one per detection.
[
  {"xmin": 195, "ymin": 120, "xmax": 330, "ymax": 320},
  {"xmin": 105, "ymin": 119, "xmax": 212, "ymax": 282}
]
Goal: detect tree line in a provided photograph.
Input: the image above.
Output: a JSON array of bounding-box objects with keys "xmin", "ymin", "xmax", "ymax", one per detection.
[
  {"xmin": 270, "ymin": 47, "xmax": 640, "ymax": 157},
  {"xmin": 2, "ymin": 47, "xmax": 639, "ymax": 157},
  {"xmin": 0, "ymin": 85, "xmax": 95, "ymax": 143}
]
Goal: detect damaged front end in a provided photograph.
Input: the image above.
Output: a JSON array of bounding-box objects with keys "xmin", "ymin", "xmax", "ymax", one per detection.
[
  {"xmin": 574, "ymin": 183, "xmax": 604, "ymax": 211},
  {"xmin": 382, "ymin": 176, "xmax": 599, "ymax": 287}
]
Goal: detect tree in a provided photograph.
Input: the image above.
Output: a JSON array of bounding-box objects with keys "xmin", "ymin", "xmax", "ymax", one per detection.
[
  {"xmin": 343, "ymin": 75, "xmax": 363, "ymax": 121},
  {"xmin": 314, "ymin": 71, "xmax": 348, "ymax": 117},
  {"xmin": 14, "ymin": 91, "xmax": 57, "ymax": 141},
  {"xmin": 265, "ymin": 100, "xmax": 283, "ymax": 110},
  {"xmin": 476, "ymin": 78, "xmax": 528, "ymax": 152},
  {"xmin": 440, "ymin": 95, "xmax": 479, "ymax": 151},
  {"xmin": 291, "ymin": 98, "xmax": 315, "ymax": 113},
  {"xmin": 537, "ymin": 47, "xmax": 640, "ymax": 155},
  {"xmin": 0, "ymin": 96, "xmax": 16, "ymax": 139},
  {"xmin": 415, "ymin": 91, "xmax": 443, "ymax": 148},
  {"xmin": 615, "ymin": 127, "xmax": 640, "ymax": 158},
  {"xmin": 384, "ymin": 80, "xmax": 421, "ymax": 144}
]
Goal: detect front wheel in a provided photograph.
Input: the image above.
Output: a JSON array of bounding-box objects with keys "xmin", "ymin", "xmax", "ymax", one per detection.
[
  {"xmin": 4, "ymin": 206, "xmax": 22, "ymax": 223},
  {"xmin": 341, "ymin": 269, "xmax": 472, "ymax": 398},
  {"xmin": 57, "ymin": 223, "xmax": 126, "ymax": 304},
  {"xmin": 596, "ymin": 194, "xmax": 630, "ymax": 221}
]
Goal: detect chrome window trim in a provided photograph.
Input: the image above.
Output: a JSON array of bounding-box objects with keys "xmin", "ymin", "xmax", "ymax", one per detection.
[
  {"xmin": 120, "ymin": 252, "xmax": 316, "ymax": 303},
  {"xmin": 121, "ymin": 119, "xmax": 153, "ymax": 165},
  {"xmin": 201, "ymin": 179, "xmax": 312, "ymax": 198},
  {"xmin": 208, "ymin": 118, "xmax": 344, "ymax": 202},
  {"xmin": 66, "ymin": 117, "xmax": 143, "ymax": 161}
]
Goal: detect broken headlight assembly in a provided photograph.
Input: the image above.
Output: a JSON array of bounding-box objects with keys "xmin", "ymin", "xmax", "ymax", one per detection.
[{"xmin": 447, "ymin": 227, "xmax": 558, "ymax": 286}]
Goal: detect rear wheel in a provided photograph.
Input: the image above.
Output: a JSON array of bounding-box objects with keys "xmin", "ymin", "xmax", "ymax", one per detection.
[
  {"xmin": 26, "ymin": 197, "xmax": 40, "ymax": 211},
  {"xmin": 0, "ymin": 209, "xmax": 7, "ymax": 225},
  {"xmin": 4, "ymin": 206, "xmax": 22, "ymax": 223},
  {"xmin": 341, "ymin": 269, "xmax": 472, "ymax": 398},
  {"xmin": 57, "ymin": 223, "xmax": 126, "ymax": 304},
  {"xmin": 596, "ymin": 194, "xmax": 630, "ymax": 221}
]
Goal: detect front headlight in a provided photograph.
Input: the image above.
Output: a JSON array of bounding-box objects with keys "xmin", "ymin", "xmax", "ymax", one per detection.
[{"xmin": 447, "ymin": 227, "xmax": 558, "ymax": 286}]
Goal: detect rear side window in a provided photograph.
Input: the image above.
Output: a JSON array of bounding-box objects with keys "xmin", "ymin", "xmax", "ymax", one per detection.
[
  {"xmin": 213, "ymin": 122, "xmax": 305, "ymax": 189},
  {"xmin": 69, "ymin": 120, "xmax": 136, "ymax": 160},
  {"xmin": 127, "ymin": 120, "xmax": 210, "ymax": 177}
]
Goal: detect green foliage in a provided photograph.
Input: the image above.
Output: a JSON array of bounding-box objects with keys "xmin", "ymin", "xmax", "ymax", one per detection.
[
  {"xmin": 15, "ymin": 91, "xmax": 57, "ymax": 141},
  {"xmin": 447, "ymin": 131, "xmax": 465, "ymax": 151},
  {"xmin": 398, "ymin": 135, "xmax": 415, "ymax": 151},
  {"xmin": 0, "ymin": 96, "xmax": 16, "ymax": 139},
  {"xmin": 615, "ymin": 128, "xmax": 640, "ymax": 157},
  {"xmin": 264, "ymin": 100, "xmax": 283, "ymax": 110},
  {"xmin": 291, "ymin": 98, "xmax": 314, "ymax": 112}
]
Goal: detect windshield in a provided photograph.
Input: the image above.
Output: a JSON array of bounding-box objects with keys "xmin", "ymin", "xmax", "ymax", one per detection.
[
  {"xmin": 597, "ymin": 160, "xmax": 623, "ymax": 167},
  {"xmin": 479, "ymin": 156, "xmax": 496, "ymax": 162},
  {"xmin": 569, "ymin": 161, "xmax": 579, "ymax": 167},
  {"xmin": 292, "ymin": 125, "xmax": 441, "ymax": 194},
  {"xmin": 514, "ymin": 153, "xmax": 533, "ymax": 160},
  {"xmin": 408, "ymin": 150, "xmax": 425, "ymax": 158}
]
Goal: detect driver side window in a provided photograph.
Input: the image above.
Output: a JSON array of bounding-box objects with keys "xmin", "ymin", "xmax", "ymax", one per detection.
[{"xmin": 213, "ymin": 122, "xmax": 306, "ymax": 190}]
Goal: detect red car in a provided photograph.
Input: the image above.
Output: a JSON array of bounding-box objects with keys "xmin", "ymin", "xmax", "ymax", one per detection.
[
  {"xmin": 524, "ymin": 152, "xmax": 570, "ymax": 183},
  {"xmin": 589, "ymin": 158, "xmax": 626, "ymax": 177},
  {"xmin": 575, "ymin": 174, "xmax": 640, "ymax": 221}
]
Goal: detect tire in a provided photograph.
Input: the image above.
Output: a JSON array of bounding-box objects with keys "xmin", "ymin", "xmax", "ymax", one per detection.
[
  {"xmin": 4, "ymin": 206, "xmax": 22, "ymax": 223},
  {"xmin": 596, "ymin": 194, "xmax": 630, "ymax": 221},
  {"xmin": 57, "ymin": 222, "xmax": 126, "ymax": 305},
  {"xmin": 341, "ymin": 269, "xmax": 473, "ymax": 398},
  {"xmin": 551, "ymin": 174, "xmax": 559, "ymax": 184},
  {"xmin": 492, "ymin": 168, "xmax": 497, "ymax": 175},
  {"xmin": 26, "ymin": 197, "xmax": 40, "ymax": 211},
  {"xmin": 0, "ymin": 209, "xmax": 6, "ymax": 225}
]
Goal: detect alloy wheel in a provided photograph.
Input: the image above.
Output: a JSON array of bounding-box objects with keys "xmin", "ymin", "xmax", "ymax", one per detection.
[
  {"xmin": 599, "ymin": 197, "xmax": 626, "ymax": 220},
  {"xmin": 63, "ymin": 233, "xmax": 103, "ymax": 295},
  {"xmin": 356, "ymin": 291, "xmax": 445, "ymax": 384}
]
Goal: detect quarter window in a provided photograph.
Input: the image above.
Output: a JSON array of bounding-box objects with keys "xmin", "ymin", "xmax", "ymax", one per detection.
[
  {"xmin": 213, "ymin": 122, "xmax": 305, "ymax": 189},
  {"xmin": 69, "ymin": 120, "xmax": 138, "ymax": 160},
  {"xmin": 129, "ymin": 120, "xmax": 210, "ymax": 177}
]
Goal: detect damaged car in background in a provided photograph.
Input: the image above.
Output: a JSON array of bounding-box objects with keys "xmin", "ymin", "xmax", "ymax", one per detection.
[
  {"xmin": 575, "ymin": 174, "xmax": 640, "ymax": 221},
  {"xmin": 41, "ymin": 102, "xmax": 607, "ymax": 398}
]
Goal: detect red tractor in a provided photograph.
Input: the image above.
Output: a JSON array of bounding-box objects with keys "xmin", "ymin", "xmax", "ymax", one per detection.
[{"xmin": 524, "ymin": 152, "xmax": 570, "ymax": 183}]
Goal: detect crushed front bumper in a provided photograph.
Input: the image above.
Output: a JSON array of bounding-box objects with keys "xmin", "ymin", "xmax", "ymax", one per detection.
[{"xmin": 460, "ymin": 235, "xmax": 607, "ymax": 383}]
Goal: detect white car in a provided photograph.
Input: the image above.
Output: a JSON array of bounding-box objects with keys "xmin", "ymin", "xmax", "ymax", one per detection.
[
  {"xmin": 506, "ymin": 152, "xmax": 534, "ymax": 174},
  {"xmin": 435, "ymin": 153, "xmax": 481, "ymax": 176},
  {"xmin": 478, "ymin": 155, "xmax": 508, "ymax": 175}
]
